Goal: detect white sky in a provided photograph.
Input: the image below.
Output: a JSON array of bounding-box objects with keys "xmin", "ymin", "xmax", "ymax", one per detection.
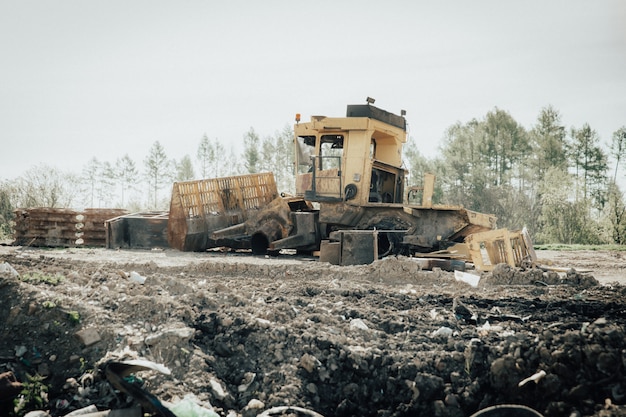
[{"xmin": 1, "ymin": 0, "xmax": 625, "ymax": 181}]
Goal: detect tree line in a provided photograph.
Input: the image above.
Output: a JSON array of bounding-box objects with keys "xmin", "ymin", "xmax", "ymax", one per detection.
[
  {"xmin": 0, "ymin": 126, "xmax": 295, "ymax": 238},
  {"xmin": 404, "ymin": 106, "xmax": 626, "ymax": 245},
  {"xmin": 1, "ymin": 106, "xmax": 625, "ymax": 245}
]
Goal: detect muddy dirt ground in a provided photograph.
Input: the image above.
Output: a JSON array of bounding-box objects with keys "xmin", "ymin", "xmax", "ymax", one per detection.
[{"xmin": 1, "ymin": 245, "xmax": 626, "ymax": 417}]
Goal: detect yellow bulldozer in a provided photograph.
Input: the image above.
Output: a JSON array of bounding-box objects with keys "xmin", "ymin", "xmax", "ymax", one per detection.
[{"xmin": 164, "ymin": 100, "xmax": 512, "ymax": 266}]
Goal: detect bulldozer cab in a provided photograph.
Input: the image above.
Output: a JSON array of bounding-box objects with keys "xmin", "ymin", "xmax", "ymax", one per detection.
[{"xmin": 295, "ymin": 104, "xmax": 408, "ymax": 205}]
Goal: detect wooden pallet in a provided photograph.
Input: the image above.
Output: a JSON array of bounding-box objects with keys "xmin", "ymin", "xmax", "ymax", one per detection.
[{"xmin": 13, "ymin": 207, "xmax": 128, "ymax": 247}]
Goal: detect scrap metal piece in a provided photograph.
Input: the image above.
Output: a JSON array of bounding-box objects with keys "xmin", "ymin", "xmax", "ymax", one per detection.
[
  {"xmin": 105, "ymin": 211, "xmax": 169, "ymax": 249},
  {"xmin": 103, "ymin": 360, "xmax": 175, "ymax": 417},
  {"xmin": 167, "ymin": 172, "xmax": 279, "ymax": 251}
]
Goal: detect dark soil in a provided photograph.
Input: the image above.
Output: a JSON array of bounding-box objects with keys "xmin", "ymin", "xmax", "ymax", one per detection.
[{"xmin": 1, "ymin": 247, "xmax": 626, "ymax": 417}]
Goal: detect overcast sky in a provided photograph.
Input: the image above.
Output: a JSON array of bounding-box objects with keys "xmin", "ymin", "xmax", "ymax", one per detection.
[{"xmin": 1, "ymin": 0, "xmax": 625, "ymax": 181}]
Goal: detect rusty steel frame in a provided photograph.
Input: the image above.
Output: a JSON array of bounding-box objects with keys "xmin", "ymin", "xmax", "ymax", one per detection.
[{"xmin": 167, "ymin": 172, "xmax": 279, "ymax": 251}]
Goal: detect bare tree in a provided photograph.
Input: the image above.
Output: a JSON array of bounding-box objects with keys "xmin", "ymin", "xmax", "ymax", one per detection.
[
  {"xmin": 14, "ymin": 164, "xmax": 77, "ymax": 208},
  {"xmin": 144, "ymin": 141, "xmax": 172, "ymax": 209},
  {"xmin": 115, "ymin": 154, "xmax": 139, "ymax": 207},
  {"xmin": 82, "ymin": 157, "xmax": 101, "ymax": 208},
  {"xmin": 609, "ymin": 126, "xmax": 626, "ymax": 184}
]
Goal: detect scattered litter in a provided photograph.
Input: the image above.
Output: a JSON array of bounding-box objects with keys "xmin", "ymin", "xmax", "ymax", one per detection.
[
  {"xmin": 518, "ymin": 370, "xmax": 547, "ymax": 387},
  {"xmin": 103, "ymin": 359, "xmax": 175, "ymax": 417},
  {"xmin": 23, "ymin": 411, "xmax": 51, "ymax": 417},
  {"xmin": 431, "ymin": 326, "xmax": 454, "ymax": 338},
  {"xmin": 169, "ymin": 395, "xmax": 219, "ymax": 417},
  {"xmin": 453, "ymin": 297, "xmax": 478, "ymax": 324},
  {"xmin": 477, "ymin": 321, "xmax": 503, "ymax": 332},
  {"xmin": 429, "ymin": 308, "xmax": 442, "ymax": 320},
  {"xmin": 454, "ymin": 270, "xmax": 480, "ymax": 287},
  {"xmin": 15, "ymin": 345, "xmax": 27, "ymax": 357},
  {"xmin": 129, "ymin": 271, "xmax": 146, "ymax": 284},
  {"xmin": 64, "ymin": 404, "xmax": 98, "ymax": 415}
]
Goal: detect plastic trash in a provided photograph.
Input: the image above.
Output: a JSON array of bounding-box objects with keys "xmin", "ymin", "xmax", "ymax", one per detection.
[
  {"xmin": 23, "ymin": 411, "xmax": 51, "ymax": 417},
  {"xmin": 129, "ymin": 271, "xmax": 146, "ymax": 284},
  {"xmin": 518, "ymin": 370, "xmax": 547, "ymax": 387},
  {"xmin": 454, "ymin": 270, "xmax": 480, "ymax": 287},
  {"xmin": 169, "ymin": 396, "xmax": 219, "ymax": 417},
  {"xmin": 431, "ymin": 326, "xmax": 454, "ymax": 338},
  {"xmin": 65, "ymin": 404, "xmax": 98, "ymax": 415}
]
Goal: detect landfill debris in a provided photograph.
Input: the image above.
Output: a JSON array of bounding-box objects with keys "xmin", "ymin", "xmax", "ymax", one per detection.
[
  {"xmin": 431, "ymin": 326, "xmax": 454, "ymax": 338},
  {"xmin": 453, "ymin": 297, "xmax": 478, "ymax": 324},
  {"xmin": 129, "ymin": 271, "xmax": 146, "ymax": 284},
  {"xmin": 15, "ymin": 345, "xmax": 28, "ymax": 357},
  {"xmin": 103, "ymin": 360, "xmax": 175, "ymax": 417},
  {"xmin": 168, "ymin": 395, "xmax": 218, "ymax": 417},
  {"xmin": 518, "ymin": 370, "xmax": 547, "ymax": 387},
  {"xmin": 0, "ymin": 261, "xmax": 19, "ymax": 278},
  {"xmin": 454, "ymin": 270, "xmax": 480, "ymax": 287},
  {"xmin": 23, "ymin": 411, "xmax": 51, "ymax": 417},
  {"xmin": 476, "ymin": 321, "xmax": 503, "ymax": 332},
  {"xmin": 1, "ymin": 246, "xmax": 624, "ymax": 417},
  {"xmin": 64, "ymin": 404, "xmax": 98, "ymax": 415}
]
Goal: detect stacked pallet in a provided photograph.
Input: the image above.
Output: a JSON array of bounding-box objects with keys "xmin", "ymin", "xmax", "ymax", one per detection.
[{"xmin": 13, "ymin": 208, "xmax": 128, "ymax": 247}]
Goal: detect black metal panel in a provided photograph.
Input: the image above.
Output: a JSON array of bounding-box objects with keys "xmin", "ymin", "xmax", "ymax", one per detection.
[{"xmin": 346, "ymin": 104, "xmax": 406, "ymax": 131}]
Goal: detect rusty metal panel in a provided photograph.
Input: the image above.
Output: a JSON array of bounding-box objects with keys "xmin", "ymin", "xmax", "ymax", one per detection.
[
  {"xmin": 319, "ymin": 240, "xmax": 341, "ymax": 264},
  {"xmin": 13, "ymin": 208, "xmax": 128, "ymax": 247},
  {"xmin": 341, "ymin": 231, "xmax": 376, "ymax": 265},
  {"xmin": 105, "ymin": 211, "xmax": 169, "ymax": 249},
  {"xmin": 167, "ymin": 173, "xmax": 279, "ymax": 251}
]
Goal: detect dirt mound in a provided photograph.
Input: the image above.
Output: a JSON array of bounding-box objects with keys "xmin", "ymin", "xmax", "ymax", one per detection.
[{"xmin": 1, "ymin": 248, "xmax": 626, "ymax": 417}]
